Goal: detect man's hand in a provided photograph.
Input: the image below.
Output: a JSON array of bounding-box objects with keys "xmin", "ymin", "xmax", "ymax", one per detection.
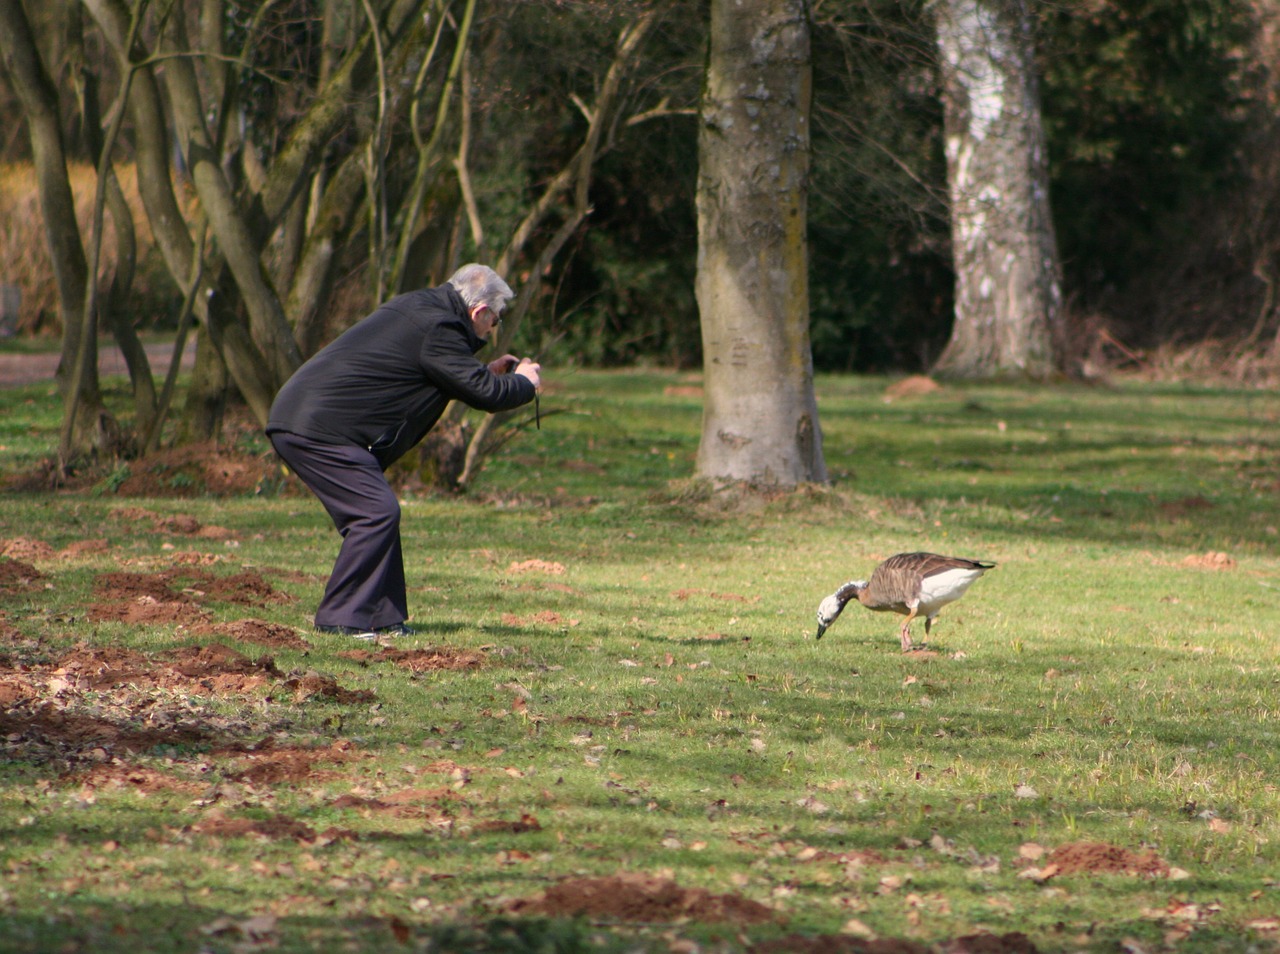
[
  {"xmin": 514, "ymin": 359, "xmax": 541, "ymax": 391},
  {"xmin": 488, "ymin": 354, "xmax": 520, "ymax": 375}
]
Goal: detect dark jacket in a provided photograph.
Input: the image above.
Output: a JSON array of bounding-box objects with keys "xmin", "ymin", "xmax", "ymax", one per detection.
[{"xmin": 267, "ymin": 285, "xmax": 535, "ymax": 469}]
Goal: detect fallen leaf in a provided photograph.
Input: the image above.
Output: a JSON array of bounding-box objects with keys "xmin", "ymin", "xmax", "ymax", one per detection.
[{"xmin": 841, "ymin": 918, "xmax": 876, "ymax": 938}]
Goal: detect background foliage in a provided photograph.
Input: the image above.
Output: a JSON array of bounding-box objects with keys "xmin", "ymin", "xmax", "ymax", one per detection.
[{"xmin": 1, "ymin": 0, "xmax": 1278, "ymax": 376}]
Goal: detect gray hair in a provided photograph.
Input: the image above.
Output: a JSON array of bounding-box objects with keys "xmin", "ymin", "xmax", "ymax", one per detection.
[{"xmin": 447, "ymin": 264, "xmax": 514, "ymax": 315}]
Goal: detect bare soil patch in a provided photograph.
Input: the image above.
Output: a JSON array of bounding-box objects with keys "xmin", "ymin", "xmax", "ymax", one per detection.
[
  {"xmin": 194, "ymin": 619, "xmax": 310, "ymax": 650},
  {"xmin": 752, "ymin": 934, "xmax": 1037, "ymax": 954},
  {"xmin": 0, "ymin": 557, "xmax": 43, "ymax": 591},
  {"xmin": 86, "ymin": 566, "xmax": 296, "ymax": 626},
  {"xmin": 505, "ymin": 872, "xmax": 774, "ymax": 925},
  {"xmin": 221, "ymin": 739, "xmax": 369, "ymax": 785},
  {"xmin": 0, "ymin": 639, "xmax": 373, "ymax": 766},
  {"xmin": 1044, "ymin": 841, "xmax": 1170, "ymax": 878},
  {"xmin": 187, "ymin": 812, "xmax": 356, "ymax": 845},
  {"xmin": 338, "ymin": 646, "xmax": 487, "ymax": 672}
]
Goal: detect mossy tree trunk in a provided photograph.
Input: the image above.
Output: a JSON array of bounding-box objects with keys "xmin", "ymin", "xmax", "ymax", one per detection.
[
  {"xmin": 695, "ymin": 0, "xmax": 826, "ymax": 486},
  {"xmin": 0, "ymin": 0, "xmax": 119, "ymax": 468}
]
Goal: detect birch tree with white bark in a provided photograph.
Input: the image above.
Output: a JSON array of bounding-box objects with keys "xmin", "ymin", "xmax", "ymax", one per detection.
[{"xmin": 932, "ymin": 0, "xmax": 1063, "ymax": 378}]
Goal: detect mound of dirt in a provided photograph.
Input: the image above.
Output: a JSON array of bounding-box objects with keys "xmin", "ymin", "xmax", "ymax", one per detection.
[
  {"xmin": 0, "ymin": 557, "xmax": 43, "ymax": 591},
  {"xmin": 1044, "ymin": 841, "xmax": 1170, "ymax": 878},
  {"xmin": 112, "ymin": 444, "xmax": 282, "ymax": 498},
  {"xmin": 753, "ymin": 934, "xmax": 1037, "ymax": 954},
  {"xmin": 195, "ymin": 619, "xmax": 310, "ymax": 650},
  {"xmin": 506, "ymin": 872, "xmax": 774, "ymax": 925},
  {"xmin": 0, "ymin": 640, "xmax": 376, "ymax": 765},
  {"xmin": 337, "ymin": 646, "xmax": 486, "ymax": 672},
  {"xmin": 223, "ymin": 740, "xmax": 369, "ymax": 785},
  {"xmin": 62, "ymin": 762, "xmax": 209, "ymax": 797},
  {"xmin": 1, "ymin": 537, "xmax": 55, "ymax": 560},
  {"xmin": 87, "ymin": 567, "xmax": 296, "ymax": 625},
  {"xmin": 188, "ymin": 812, "xmax": 354, "ymax": 844}
]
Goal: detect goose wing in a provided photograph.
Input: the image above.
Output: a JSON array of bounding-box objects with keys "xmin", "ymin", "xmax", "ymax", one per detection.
[{"xmin": 861, "ymin": 553, "xmax": 928, "ymax": 612}]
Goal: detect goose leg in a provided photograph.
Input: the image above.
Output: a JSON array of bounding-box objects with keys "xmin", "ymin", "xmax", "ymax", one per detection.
[{"xmin": 899, "ymin": 607, "xmax": 918, "ymax": 652}]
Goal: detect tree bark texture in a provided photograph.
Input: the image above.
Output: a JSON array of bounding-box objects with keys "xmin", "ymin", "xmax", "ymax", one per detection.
[
  {"xmin": 83, "ymin": 0, "xmax": 279, "ymax": 428},
  {"xmin": 161, "ymin": 11, "xmax": 302, "ymax": 390},
  {"xmin": 933, "ymin": 0, "xmax": 1062, "ymax": 379},
  {"xmin": 0, "ymin": 0, "xmax": 91, "ymax": 391},
  {"xmin": 0, "ymin": 0, "xmax": 118, "ymax": 465},
  {"xmin": 695, "ymin": 0, "xmax": 826, "ymax": 486}
]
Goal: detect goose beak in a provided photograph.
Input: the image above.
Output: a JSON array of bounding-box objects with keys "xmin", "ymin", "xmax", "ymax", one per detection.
[{"xmin": 815, "ymin": 623, "xmax": 828, "ymax": 640}]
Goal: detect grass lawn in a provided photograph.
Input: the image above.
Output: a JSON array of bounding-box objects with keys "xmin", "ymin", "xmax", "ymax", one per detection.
[{"xmin": 0, "ymin": 368, "xmax": 1278, "ymax": 953}]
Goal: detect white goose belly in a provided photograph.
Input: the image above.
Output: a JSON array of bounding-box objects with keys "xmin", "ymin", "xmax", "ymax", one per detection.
[{"xmin": 917, "ymin": 567, "xmax": 984, "ymax": 616}]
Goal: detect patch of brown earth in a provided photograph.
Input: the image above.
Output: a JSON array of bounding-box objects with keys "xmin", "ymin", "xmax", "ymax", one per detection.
[
  {"xmin": 1044, "ymin": 841, "xmax": 1170, "ymax": 877},
  {"xmin": 86, "ymin": 567, "xmax": 296, "ymax": 625},
  {"xmin": 42, "ymin": 643, "xmax": 280, "ymax": 694},
  {"xmin": 161, "ymin": 643, "xmax": 282, "ymax": 690},
  {"xmin": 109, "ymin": 505, "xmax": 237, "ymax": 538},
  {"xmin": 505, "ymin": 872, "xmax": 773, "ymax": 925},
  {"xmin": 93, "ymin": 571, "xmax": 193, "ymax": 603},
  {"xmin": 194, "ymin": 619, "xmax": 310, "ymax": 650},
  {"xmin": 63, "ymin": 762, "xmax": 208, "ymax": 796},
  {"xmin": 0, "ymin": 702, "xmax": 217, "ymax": 758},
  {"xmin": 1, "ymin": 537, "xmax": 55, "ymax": 561},
  {"xmin": 99, "ymin": 444, "xmax": 281, "ymax": 498},
  {"xmin": 223, "ymin": 740, "xmax": 368, "ymax": 785},
  {"xmin": 1182, "ymin": 551, "xmax": 1237, "ymax": 570},
  {"xmin": 501, "ymin": 610, "xmax": 577, "ymax": 627},
  {"xmin": 883, "ymin": 375, "xmax": 943, "ymax": 400},
  {"xmin": 673, "ymin": 588, "xmax": 760, "ymax": 603},
  {"xmin": 281, "ymin": 671, "xmax": 376, "ymax": 703},
  {"xmin": 187, "ymin": 569, "xmax": 296, "ymax": 605},
  {"xmin": 0, "ymin": 535, "xmax": 109, "ymax": 562},
  {"xmin": 0, "ymin": 641, "xmax": 374, "ymax": 767},
  {"xmin": 332, "ymin": 787, "xmax": 464, "ymax": 820},
  {"xmin": 0, "ymin": 557, "xmax": 43, "ymax": 590},
  {"xmin": 60, "ymin": 538, "xmax": 111, "ymax": 558},
  {"xmin": 753, "ymin": 934, "xmax": 1037, "ymax": 954},
  {"xmin": 188, "ymin": 812, "xmax": 355, "ymax": 844},
  {"xmin": 87, "ymin": 596, "xmax": 211, "ymax": 627},
  {"xmin": 338, "ymin": 646, "xmax": 486, "ymax": 672},
  {"xmin": 472, "ymin": 813, "xmax": 542, "ymax": 834},
  {"xmin": 93, "ymin": 567, "xmax": 294, "ymax": 606}
]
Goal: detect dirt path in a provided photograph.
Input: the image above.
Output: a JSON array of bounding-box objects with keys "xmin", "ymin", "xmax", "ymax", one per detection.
[{"xmin": 0, "ymin": 340, "xmax": 197, "ymax": 389}]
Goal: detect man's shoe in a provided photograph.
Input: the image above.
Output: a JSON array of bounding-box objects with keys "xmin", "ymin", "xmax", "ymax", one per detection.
[
  {"xmin": 314, "ymin": 623, "xmax": 379, "ymax": 641},
  {"xmin": 374, "ymin": 623, "xmax": 413, "ymax": 638}
]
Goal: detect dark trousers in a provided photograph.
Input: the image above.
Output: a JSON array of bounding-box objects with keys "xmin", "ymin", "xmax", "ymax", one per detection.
[{"xmin": 269, "ymin": 431, "xmax": 407, "ymax": 630}]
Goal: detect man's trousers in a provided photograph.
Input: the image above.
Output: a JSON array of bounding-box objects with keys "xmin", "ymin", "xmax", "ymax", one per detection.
[{"xmin": 269, "ymin": 431, "xmax": 407, "ymax": 630}]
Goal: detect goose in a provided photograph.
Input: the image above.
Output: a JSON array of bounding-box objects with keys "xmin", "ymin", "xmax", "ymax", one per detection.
[{"xmin": 814, "ymin": 552, "xmax": 995, "ymax": 652}]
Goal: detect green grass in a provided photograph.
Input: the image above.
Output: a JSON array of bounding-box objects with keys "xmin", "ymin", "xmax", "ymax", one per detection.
[{"xmin": 1, "ymin": 369, "xmax": 1279, "ymax": 953}]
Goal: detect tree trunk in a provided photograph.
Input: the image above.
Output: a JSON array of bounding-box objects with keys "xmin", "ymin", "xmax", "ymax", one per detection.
[
  {"xmin": 161, "ymin": 11, "xmax": 302, "ymax": 389},
  {"xmin": 695, "ymin": 0, "xmax": 826, "ymax": 486},
  {"xmin": 932, "ymin": 0, "xmax": 1063, "ymax": 379},
  {"xmin": 0, "ymin": 0, "xmax": 119, "ymax": 467},
  {"xmin": 77, "ymin": 55, "xmax": 158, "ymax": 441},
  {"xmin": 83, "ymin": 0, "xmax": 278, "ymax": 428}
]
